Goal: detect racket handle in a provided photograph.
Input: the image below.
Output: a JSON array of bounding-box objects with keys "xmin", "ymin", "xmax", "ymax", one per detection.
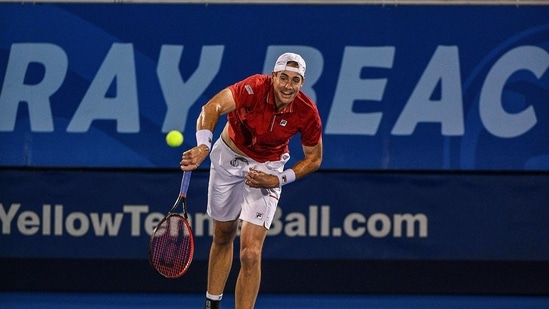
[{"xmin": 180, "ymin": 171, "xmax": 192, "ymax": 196}]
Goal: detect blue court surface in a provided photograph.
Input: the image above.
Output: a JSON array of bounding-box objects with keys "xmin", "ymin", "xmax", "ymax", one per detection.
[{"xmin": 2, "ymin": 293, "xmax": 549, "ymax": 309}]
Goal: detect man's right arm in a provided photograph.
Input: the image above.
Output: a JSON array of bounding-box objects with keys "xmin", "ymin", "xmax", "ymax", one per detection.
[
  {"xmin": 196, "ymin": 88, "xmax": 237, "ymax": 133},
  {"xmin": 180, "ymin": 88, "xmax": 237, "ymax": 170}
]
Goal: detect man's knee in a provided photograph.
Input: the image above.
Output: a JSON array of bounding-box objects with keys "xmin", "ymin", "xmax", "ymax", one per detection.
[
  {"xmin": 213, "ymin": 220, "xmax": 238, "ymax": 246},
  {"xmin": 240, "ymin": 246, "xmax": 261, "ymax": 268}
]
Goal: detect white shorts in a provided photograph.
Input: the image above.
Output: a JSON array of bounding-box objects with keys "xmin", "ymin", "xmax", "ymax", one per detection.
[{"xmin": 207, "ymin": 138, "xmax": 290, "ymax": 229}]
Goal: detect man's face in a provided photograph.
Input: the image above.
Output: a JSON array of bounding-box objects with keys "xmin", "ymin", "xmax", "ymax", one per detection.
[{"xmin": 272, "ymin": 69, "xmax": 304, "ymax": 108}]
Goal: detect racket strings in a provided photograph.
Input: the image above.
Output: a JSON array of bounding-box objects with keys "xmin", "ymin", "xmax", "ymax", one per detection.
[{"xmin": 150, "ymin": 216, "xmax": 194, "ymax": 278}]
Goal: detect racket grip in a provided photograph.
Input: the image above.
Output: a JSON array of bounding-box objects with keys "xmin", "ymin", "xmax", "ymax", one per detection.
[{"xmin": 180, "ymin": 171, "xmax": 192, "ymax": 196}]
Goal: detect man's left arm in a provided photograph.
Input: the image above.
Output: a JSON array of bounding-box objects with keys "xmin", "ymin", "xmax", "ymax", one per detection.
[
  {"xmin": 291, "ymin": 138, "xmax": 323, "ymax": 180},
  {"xmin": 246, "ymin": 138, "xmax": 323, "ymax": 188}
]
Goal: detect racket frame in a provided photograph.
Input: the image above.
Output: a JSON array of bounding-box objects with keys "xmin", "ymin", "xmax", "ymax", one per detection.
[{"xmin": 148, "ymin": 171, "xmax": 194, "ymax": 278}]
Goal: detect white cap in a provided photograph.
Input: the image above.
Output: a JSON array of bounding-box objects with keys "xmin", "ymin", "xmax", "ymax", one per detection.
[{"xmin": 273, "ymin": 52, "xmax": 306, "ymax": 78}]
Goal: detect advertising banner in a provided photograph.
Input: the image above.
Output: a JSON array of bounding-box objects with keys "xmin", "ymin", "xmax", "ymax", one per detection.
[
  {"xmin": 1, "ymin": 169, "xmax": 548, "ymax": 261},
  {"xmin": 1, "ymin": 4, "xmax": 548, "ymax": 170}
]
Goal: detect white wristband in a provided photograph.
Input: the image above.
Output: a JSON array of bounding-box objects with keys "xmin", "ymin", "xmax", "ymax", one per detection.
[
  {"xmin": 277, "ymin": 169, "xmax": 296, "ymax": 188},
  {"xmin": 196, "ymin": 129, "xmax": 213, "ymax": 149}
]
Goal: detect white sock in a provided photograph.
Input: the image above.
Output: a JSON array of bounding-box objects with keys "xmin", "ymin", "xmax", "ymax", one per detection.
[{"xmin": 206, "ymin": 292, "xmax": 223, "ymax": 301}]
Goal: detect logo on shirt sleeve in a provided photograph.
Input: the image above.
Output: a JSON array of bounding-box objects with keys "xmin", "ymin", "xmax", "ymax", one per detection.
[{"xmin": 245, "ymin": 85, "xmax": 254, "ymax": 95}]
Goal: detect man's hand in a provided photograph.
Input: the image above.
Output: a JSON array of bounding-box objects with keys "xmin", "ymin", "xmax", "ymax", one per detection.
[
  {"xmin": 180, "ymin": 144, "xmax": 210, "ymax": 171},
  {"xmin": 245, "ymin": 168, "xmax": 279, "ymax": 188}
]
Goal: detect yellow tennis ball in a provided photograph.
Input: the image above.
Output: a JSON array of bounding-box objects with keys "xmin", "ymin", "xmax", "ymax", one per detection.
[{"xmin": 166, "ymin": 130, "xmax": 184, "ymax": 147}]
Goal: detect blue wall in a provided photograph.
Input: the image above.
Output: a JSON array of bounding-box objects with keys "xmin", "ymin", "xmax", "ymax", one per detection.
[
  {"xmin": 1, "ymin": 3, "xmax": 548, "ymax": 170},
  {"xmin": 1, "ymin": 3, "xmax": 548, "ymax": 294}
]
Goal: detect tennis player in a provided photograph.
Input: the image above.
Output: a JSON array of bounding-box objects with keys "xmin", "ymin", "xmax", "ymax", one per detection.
[{"xmin": 180, "ymin": 52, "xmax": 323, "ymax": 309}]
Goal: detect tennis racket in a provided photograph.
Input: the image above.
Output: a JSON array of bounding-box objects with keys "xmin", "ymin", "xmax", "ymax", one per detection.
[{"xmin": 148, "ymin": 171, "xmax": 194, "ymax": 278}]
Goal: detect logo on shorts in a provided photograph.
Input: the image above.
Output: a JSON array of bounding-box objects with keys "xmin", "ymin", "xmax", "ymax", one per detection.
[
  {"xmin": 256, "ymin": 212, "xmax": 263, "ymax": 220},
  {"xmin": 230, "ymin": 157, "xmax": 249, "ymax": 167}
]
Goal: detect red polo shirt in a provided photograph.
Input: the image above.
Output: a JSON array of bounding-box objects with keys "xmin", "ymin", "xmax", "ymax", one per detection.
[{"xmin": 227, "ymin": 74, "xmax": 322, "ymax": 162}]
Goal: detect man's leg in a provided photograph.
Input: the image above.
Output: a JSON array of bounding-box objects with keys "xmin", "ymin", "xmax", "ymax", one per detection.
[
  {"xmin": 206, "ymin": 219, "xmax": 239, "ymax": 308},
  {"xmin": 235, "ymin": 221, "xmax": 268, "ymax": 309}
]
